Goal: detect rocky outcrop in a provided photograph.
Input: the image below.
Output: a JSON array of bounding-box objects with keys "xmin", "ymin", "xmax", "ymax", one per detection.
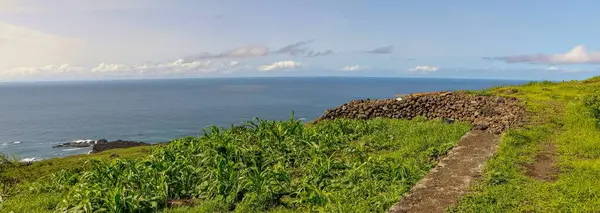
[
  {"xmin": 315, "ymin": 92, "xmax": 525, "ymax": 134},
  {"xmin": 53, "ymin": 139, "xmax": 148, "ymax": 153},
  {"xmin": 52, "ymin": 139, "xmax": 108, "ymax": 148},
  {"xmin": 90, "ymin": 140, "xmax": 148, "ymax": 153}
]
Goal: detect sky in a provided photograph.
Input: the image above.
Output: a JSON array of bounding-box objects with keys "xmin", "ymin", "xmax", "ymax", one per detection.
[{"xmin": 1, "ymin": 0, "xmax": 600, "ymax": 81}]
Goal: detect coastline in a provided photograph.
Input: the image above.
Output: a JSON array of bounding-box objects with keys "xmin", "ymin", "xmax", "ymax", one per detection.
[
  {"xmin": 0, "ymin": 77, "xmax": 524, "ymax": 161},
  {"xmin": 2, "ymin": 77, "xmax": 600, "ymax": 212}
]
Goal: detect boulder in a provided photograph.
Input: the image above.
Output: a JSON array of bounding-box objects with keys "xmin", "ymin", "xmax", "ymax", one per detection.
[{"xmin": 442, "ymin": 118, "xmax": 455, "ymax": 124}]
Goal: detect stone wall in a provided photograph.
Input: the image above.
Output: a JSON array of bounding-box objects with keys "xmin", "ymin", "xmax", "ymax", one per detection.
[{"xmin": 315, "ymin": 92, "xmax": 525, "ymax": 134}]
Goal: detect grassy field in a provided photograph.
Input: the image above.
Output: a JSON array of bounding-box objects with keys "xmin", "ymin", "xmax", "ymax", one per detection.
[
  {"xmin": 450, "ymin": 77, "xmax": 600, "ymax": 212},
  {"xmin": 0, "ymin": 117, "xmax": 470, "ymax": 212}
]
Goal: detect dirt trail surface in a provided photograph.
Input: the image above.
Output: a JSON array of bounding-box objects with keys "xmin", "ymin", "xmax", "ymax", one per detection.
[
  {"xmin": 525, "ymin": 142, "xmax": 558, "ymax": 181},
  {"xmin": 387, "ymin": 130, "xmax": 500, "ymax": 213}
]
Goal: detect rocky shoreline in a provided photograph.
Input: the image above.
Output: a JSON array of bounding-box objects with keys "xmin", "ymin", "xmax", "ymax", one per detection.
[
  {"xmin": 315, "ymin": 91, "xmax": 525, "ymax": 134},
  {"xmin": 53, "ymin": 139, "xmax": 148, "ymax": 153},
  {"xmin": 49, "ymin": 91, "xmax": 524, "ymax": 156}
]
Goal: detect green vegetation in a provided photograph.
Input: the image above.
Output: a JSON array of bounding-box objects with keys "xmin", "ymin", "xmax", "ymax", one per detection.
[
  {"xmin": 5, "ymin": 77, "xmax": 600, "ymax": 213},
  {"xmin": 451, "ymin": 78, "xmax": 600, "ymax": 212},
  {"xmin": 2, "ymin": 146, "xmax": 153, "ymax": 183},
  {"xmin": 0, "ymin": 117, "xmax": 469, "ymax": 212}
]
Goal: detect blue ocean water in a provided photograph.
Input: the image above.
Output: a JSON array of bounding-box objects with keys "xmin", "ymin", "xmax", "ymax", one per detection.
[{"xmin": 0, "ymin": 77, "xmax": 525, "ymax": 161}]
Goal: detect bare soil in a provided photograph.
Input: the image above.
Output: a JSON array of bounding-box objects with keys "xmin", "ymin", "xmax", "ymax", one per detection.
[
  {"xmin": 524, "ymin": 142, "xmax": 558, "ymax": 181},
  {"xmin": 387, "ymin": 130, "xmax": 500, "ymax": 213}
]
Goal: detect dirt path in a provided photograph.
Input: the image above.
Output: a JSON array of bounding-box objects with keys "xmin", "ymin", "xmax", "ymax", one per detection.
[
  {"xmin": 387, "ymin": 130, "xmax": 500, "ymax": 213},
  {"xmin": 525, "ymin": 142, "xmax": 558, "ymax": 181}
]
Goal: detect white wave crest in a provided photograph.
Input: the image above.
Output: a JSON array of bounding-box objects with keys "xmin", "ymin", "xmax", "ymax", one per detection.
[
  {"xmin": 71, "ymin": 139, "xmax": 96, "ymax": 144},
  {"xmin": 19, "ymin": 157, "xmax": 40, "ymax": 162},
  {"xmin": 62, "ymin": 148, "xmax": 85, "ymax": 151},
  {"xmin": 2, "ymin": 141, "xmax": 22, "ymax": 146}
]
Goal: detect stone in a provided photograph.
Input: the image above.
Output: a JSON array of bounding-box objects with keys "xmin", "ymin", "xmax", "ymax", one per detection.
[
  {"xmin": 506, "ymin": 89, "xmax": 519, "ymax": 94},
  {"xmin": 442, "ymin": 118, "xmax": 455, "ymax": 124},
  {"xmin": 312, "ymin": 92, "xmax": 524, "ymax": 134},
  {"xmin": 472, "ymin": 123, "xmax": 489, "ymax": 130}
]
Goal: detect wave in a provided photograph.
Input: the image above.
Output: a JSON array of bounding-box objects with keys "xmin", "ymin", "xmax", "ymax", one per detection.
[
  {"xmin": 71, "ymin": 139, "xmax": 97, "ymax": 144},
  {"xmin": 19, "ymin": 157, "xmax": 40, "ymax": 162},
  {"xmin": 2, "ymin": 141, "xmax": 22, "ymax": 146},
  {"xmin": 62, "ymin": 147, "xmax": 86, "ymax": 151}
]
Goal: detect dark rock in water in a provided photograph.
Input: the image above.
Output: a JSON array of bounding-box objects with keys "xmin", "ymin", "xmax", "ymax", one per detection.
[
  {"xmin": 52, "ymin": 139, "xmax": 107, "ymax": 148},
  {"xmin": 442, "ymin": 118, "xmax": 455, "ymax": 124},
  {"xmin": 91, "ymin": 140, "xmax": 148, "ymax": 153}
]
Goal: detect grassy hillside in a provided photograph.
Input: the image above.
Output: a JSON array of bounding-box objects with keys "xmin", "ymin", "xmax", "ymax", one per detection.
[
  {"xmin": 0, "ymin": 117, "xmax": 469, "ymax": 212},
  {"xmin": 3, "ymin": 77, "xmax": 600, "ymax": 213},
  {"xmin": 451, "ymin": 77, "xmax": 600, "ymax": 212}
]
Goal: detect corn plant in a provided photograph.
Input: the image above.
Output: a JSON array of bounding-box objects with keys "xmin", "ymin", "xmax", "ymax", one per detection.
[{"xmin": 42, "ymin": 116, "xmax": 469, "ymax": 212}]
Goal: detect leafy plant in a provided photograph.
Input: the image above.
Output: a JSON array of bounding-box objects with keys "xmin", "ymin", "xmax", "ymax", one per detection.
[{"xmin": 16, "ymin": 117, "xmax": 469, "ymax": 213}]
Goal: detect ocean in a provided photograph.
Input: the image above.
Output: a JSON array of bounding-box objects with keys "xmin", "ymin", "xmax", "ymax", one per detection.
[{"xmin": 0, "ymin": 77, "xmax": 525, "ymax": 161}]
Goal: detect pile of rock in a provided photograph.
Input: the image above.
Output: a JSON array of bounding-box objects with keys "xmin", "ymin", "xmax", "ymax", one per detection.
[{"xmin": 315, "ymin": 92, "xmax": 525, "ymax": 134}]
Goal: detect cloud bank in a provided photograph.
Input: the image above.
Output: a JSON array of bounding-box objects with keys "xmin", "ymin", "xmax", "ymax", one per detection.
[
  {"xmin": 407, "ymin": 65, "xmax": 439, "ymax": 73},
  {"xmin": 191, "ymin": 45, "xmax": 269, "ymax": 60},
  {"xmin": 545, "ymin": 66, "xmax": 584, "ymax": 73},
  {"xmin": 259, "ymin": 61, "xmax": 302, "ymax": 71},
  {"xmin": 340, "ymin": 65, "xmax": 369, "ymax": 71},
  {"xmin": 187, "ymin": 40, "xmax": 333, "ymax": 60},
  {"xmin": 363, "ymin": 45, "xmax": 394, "ymax": 54},
  {"xmin": 6, "ymin": 59, "xmax": 243, "ymax": 78},
  {"xmin": 484, "ymin": 45, "xmax": 600, "ymax": 65},
  {"xmin": 273, "ymin": 41, "xmax": 334, "ymax": 58}
]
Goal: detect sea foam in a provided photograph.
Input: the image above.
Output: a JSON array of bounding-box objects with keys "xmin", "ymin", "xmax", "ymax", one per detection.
[{"xmin": 19, "ymin": 157, "xmax": 40, "ymax": 162}]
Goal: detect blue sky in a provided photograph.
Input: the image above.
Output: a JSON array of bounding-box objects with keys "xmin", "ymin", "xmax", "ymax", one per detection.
[{"xmin": 1, "ymin": 0, "xmax": 600, "ymax": 81}]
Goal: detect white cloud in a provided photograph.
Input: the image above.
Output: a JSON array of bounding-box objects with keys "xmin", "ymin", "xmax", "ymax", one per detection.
[
  {"xmin": 340, "ymin": 65, "xmax": 369, "ymax": 71},
  {"xmin": 5, "ymin": 59, "xmax": 244, "ymax": 79},
  {"xmin": 407, "ymin": 65, "xmax": 439, "ymax": 73},
  {"xmin": 189, "ymin": 40, "xmax": 334, "ymax": 60},
  {"xmin": 190, "ymin": 45, "xmax": 269, "ymax": 60},
  {"xmin": 9, "ymin": 64, "xmax": 86, "ymax": 76},
  {"xmin": 259, "ymin": 61, "xmax": 302, "ymax": 71},
  {"xmin": 92, "ymin": 59, "xmax": 245, "ymax": 75},
  {"xmin": 545, "ymin": 66, "xmax": 584, "ymax": 73},
  {"xmin": 485, "ymin": 45, "xmax": 600, "ymax": 65}
]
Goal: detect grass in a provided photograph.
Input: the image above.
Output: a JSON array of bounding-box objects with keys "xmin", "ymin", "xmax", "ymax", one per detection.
[
  {"xmin": 2, "ymin": 146, "xmax": 154, "ymax": 183},
  {"xmin": 0, "ymin": 117, "xmax": 470, "ymax": 212},
  {"xmin": 449, "ymin": 78, "xmax": 600, "ymax": 212}
]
